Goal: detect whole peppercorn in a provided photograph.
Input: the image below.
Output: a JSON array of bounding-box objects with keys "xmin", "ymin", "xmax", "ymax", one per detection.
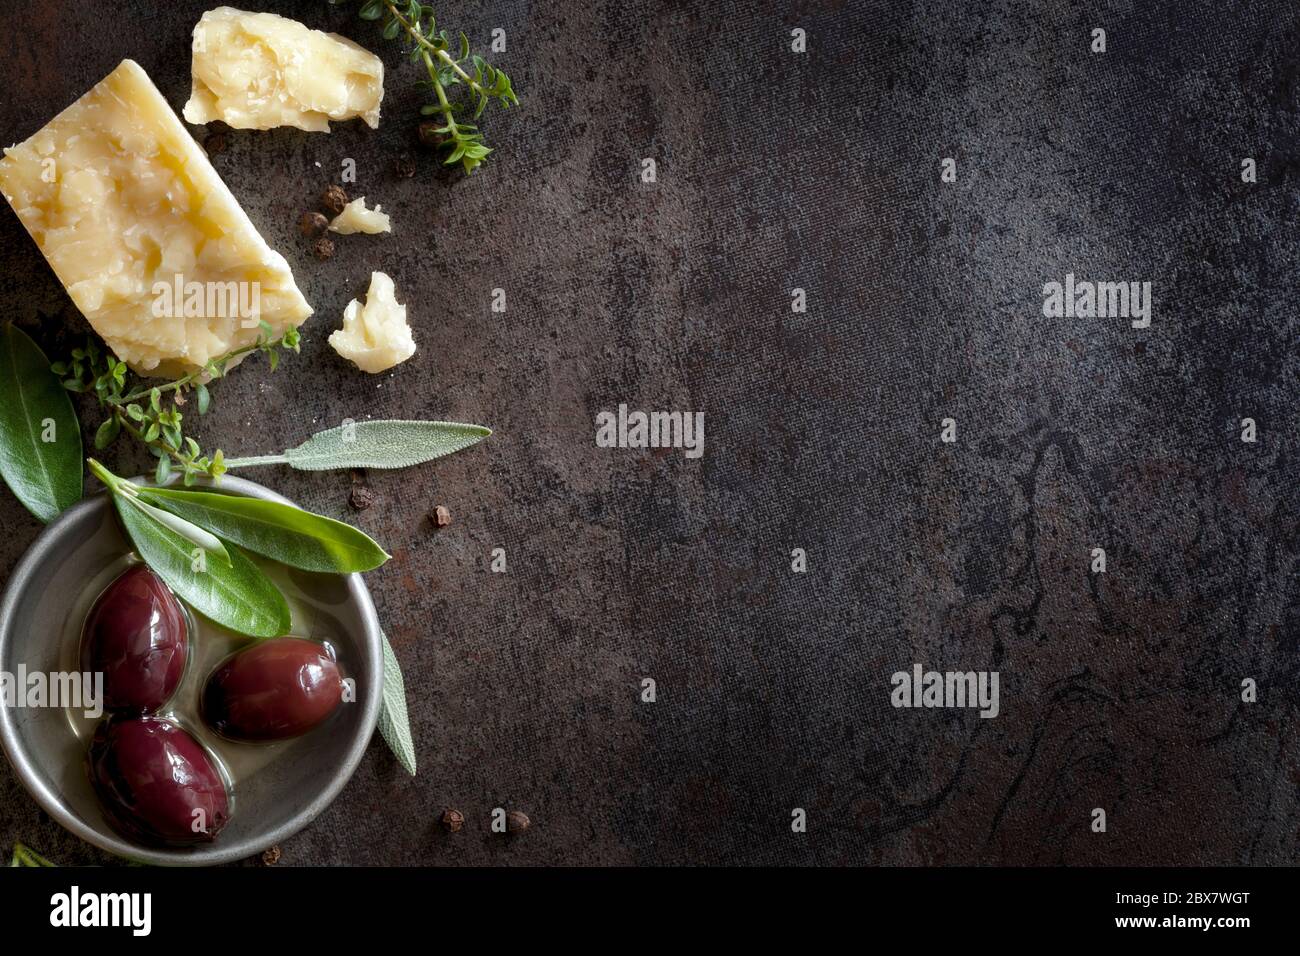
[
  {"xmin": 311, "ymin": 236, "xmax": 335, "ymax": 261},
  {"xmin": 203, "ymin": 131, "xmax": 228, "ymax": 155},
  {"xmin": 506, "ymin": 810, "xmax": 531, "ymax": 834},
  {"xmin": 261, "ymin": 845, "xmax": 282, "ymax": 866},
  {"xmin": 393, "ymin": 154, "xmax": 417, "ymax": 179},
  {"xmin": 432, "ymin": 505, "xmax": 452, "ymax": 528},
  {"xmin": 299, "ymin": 211, "xmax": 329, "ymax": 238},
  {"xmin": 320, "ymin": 184, "xmax": 348, "ymax": 215},
  {"xmin": 440, "ymin": 808, "xmax": 465, "ymax": 833},
  {"xmin": 417, "ymin": 120, "xmax": 449, "ymax": 152},
  {"xmin": 349, "ymin": 486, "xmax": 376, "ymax": 511}
]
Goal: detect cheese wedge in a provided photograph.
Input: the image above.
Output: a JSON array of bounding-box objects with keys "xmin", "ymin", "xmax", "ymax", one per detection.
[
  {"xmin": 183, "ymin": 7, "xmax": 384, "ymax": 132},
  {"xmin": 0, "ymin": 59, "xmax": 312, "ymax": 378}
]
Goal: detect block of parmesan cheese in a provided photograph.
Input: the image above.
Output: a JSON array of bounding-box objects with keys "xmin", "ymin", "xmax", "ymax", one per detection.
[
  {"xmin": 183, "ymin": 7, "xmax": 384, "ymax": 132},
  {"xmin": 0, "ymin": 59, "xmax": 312, "ymax": 378}
]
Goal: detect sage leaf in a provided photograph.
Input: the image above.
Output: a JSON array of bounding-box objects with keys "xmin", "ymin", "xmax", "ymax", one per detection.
[
  {"xmin": 0, "ymin": 324, "xmax": 82, "ymax": 522},
  {"xmin": 112, "ymin": 491, "xmax": 290, "ymax": 638},
  {"xmin": 377, "ymin": 631, "xmax": 416, "ymax": 775},
  {"xmin": 137, "ymin": 486, "xmax": 389, "ymax": 573},
  {"xmin": 225, "ymin": 420, "xmax": 490, "ymax": 471}
]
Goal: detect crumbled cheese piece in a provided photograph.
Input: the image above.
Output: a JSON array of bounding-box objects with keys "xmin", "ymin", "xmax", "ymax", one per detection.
[
  {"xmin": 0, "ymin": 59, "xmax": 312, "ymax": 378},
  {"xmin": 183, "ymin": 7, "xmax": 384, "ymax": 132},
  {"xmin": 328, "ymin": 197, "xmax": 391, "ymax": 235},
  {"xmin": 329, "ymin": 272, "xmax": 415, "ymax": 373}
]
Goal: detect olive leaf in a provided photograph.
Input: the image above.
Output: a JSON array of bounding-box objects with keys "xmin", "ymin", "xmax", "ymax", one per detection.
[
  {"xmin": 9, "ymin": 843, "xmax": 55, "ymax": 867},
  {"xmin": 136, "ymin": 486, "xmax": 389, "ymax": 573},
  {"xmin": 91, "ymin": 460, "xmax": 291, "ymax": 638},
  {"xmin": 114, "ymin": 495, "xmax": 290, "ymax": 638},
  {"xmin": 377, "ymin": 631, "xmax": 416, "ymax": 775},
  {"xmin": 0, "ymin": 324, "xmax": 82, "ymax": 522},
  {"xmin": 122, "ymin": 495, "xmax": 231, "ymax": 566},
  {"xmin": 224, "ymin": 420, "xmax": 490, "ymax": 471}
]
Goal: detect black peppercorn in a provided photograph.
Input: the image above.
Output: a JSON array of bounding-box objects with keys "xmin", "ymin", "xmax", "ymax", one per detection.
[
  {"xmin": 299, "ymin": 211, "xmax": 329, "ymax": 238},
  {"xmin": 393, "ymin": 154, "xmax": 417, "ymax": 178},
  {"xmin": 417, "ymin": 121, "xmax": 449, "ymax": 151},
  {"xmin": 349, "ymin": 486, "xmax": 376, "ymax": 510},
  {"xmin": 440, "ymin": 808, "xmax": 465, "ymax": 833},
  {"xmin": 321, "ymin": 184, "xmax": 348, "ymax": 215},
  {"xmin": 311, "ymin": 237, "xmax": 335, "ymax": 260},
  {"xmin": 203, "ymin": 132, "xmax": 228, "ymax": 155}
]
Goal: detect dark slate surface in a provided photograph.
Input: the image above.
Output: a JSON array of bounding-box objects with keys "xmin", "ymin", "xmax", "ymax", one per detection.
[{"xmin": 1, "ymin": 0, "xmax": 1298, "ymax": 865}]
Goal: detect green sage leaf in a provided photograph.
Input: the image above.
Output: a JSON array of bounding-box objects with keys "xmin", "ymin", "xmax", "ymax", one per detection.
[
  {"xmin": 0, "ymin": 324, "xmax": 83, "ymax": 522},
  {"xmin": 137, "ymin": 486, "xmax": 389, "ymax": 573},
  {"xmin": 279, "ymin": 420, "xmax": 490, "ymax": 470},
  {"xmin": 377, "ymin": 631, "xmax": 416, "ymax": 775},
  {"xmin": 112, "ymin": 490, "xmax": 290, "ymax": 638}
]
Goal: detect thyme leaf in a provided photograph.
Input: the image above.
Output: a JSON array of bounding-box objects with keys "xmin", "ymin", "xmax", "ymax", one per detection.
[{"xmin": 335, "ymin": 0, "xmax": 519, "ymax": 174}]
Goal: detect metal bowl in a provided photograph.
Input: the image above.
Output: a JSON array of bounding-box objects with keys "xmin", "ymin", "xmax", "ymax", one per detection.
[{"xmin": 0, "ymin": 475, "xmax": 382, "ymax": 866}]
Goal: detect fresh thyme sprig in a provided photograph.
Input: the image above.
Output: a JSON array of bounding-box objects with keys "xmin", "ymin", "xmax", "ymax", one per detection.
[
  {"xmin": 336, "ymin": 0, "xmax": 519, "ymax": 174},
  {"xmin": 54, "ymin": 324, "xmax": 301, "ymax": 486}
]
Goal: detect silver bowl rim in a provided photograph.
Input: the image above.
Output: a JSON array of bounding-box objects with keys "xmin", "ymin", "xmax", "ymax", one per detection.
[{"xmin": 0, "ymin": 474, "xmax": 383, "ymax": 866}]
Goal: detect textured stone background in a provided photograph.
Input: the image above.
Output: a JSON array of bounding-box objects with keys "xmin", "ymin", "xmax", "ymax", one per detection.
[{"xmin": 1, "ymin": 0, "xmax": 1298, "ymax": 865}]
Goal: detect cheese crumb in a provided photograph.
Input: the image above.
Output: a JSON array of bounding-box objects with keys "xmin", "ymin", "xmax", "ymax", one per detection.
[
  {"xmin": 329, "ymin": 197, "xmax": 392, "ymax": 235},
  {"xmin": 329, "ymin": 272, "xmax": 415, "ymax": 373},
  {"xmin": 183, "ymin": 7, "xmax": 384, "ymax": 132}
]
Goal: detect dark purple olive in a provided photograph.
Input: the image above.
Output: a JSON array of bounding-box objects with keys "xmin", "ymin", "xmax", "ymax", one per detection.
[
  {"xmin": 202, "ymin": 638, "xmax": 344, "ymax": 742},
  {"xmin": 81, "ymin": 564, "xmax": 187, "ymax": 714},
  {"xmin": 87, "ymin": 717, "xmax": 230, "ymax": 846}
]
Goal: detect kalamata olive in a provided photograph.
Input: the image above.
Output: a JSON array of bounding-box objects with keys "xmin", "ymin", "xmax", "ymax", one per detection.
[
  {"xmin": 80, "ymin": 564, "xmax": 187, "ymax": 714},
  {"xmin": 87, "ymin": 717, "xmax": 230, "ymax": 846},
  {"xmin": 202, "ymin": 638, "xmax": 344, "ymax": 742}
]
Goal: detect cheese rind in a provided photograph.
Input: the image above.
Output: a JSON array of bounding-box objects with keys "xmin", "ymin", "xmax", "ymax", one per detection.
[
  {"xmin": 183, "ymin": 7, "xmax": 384, "ymax": 132},
  {"xmin": 0, "ymin": 59, "xmax": 312, "ymax": 377},
  {"xmin": 328, "ymin": 196, "xmax": 391, "ymax": 235},
  {"xmin": 329, "ymin": 271, "xmax": 416, "ymax": 373}
]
